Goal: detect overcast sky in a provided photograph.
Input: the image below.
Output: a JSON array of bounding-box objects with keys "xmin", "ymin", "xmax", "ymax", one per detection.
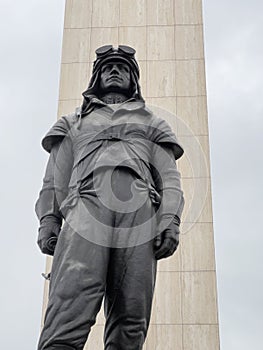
[{"xmin": 0, "ymin": 1, "xmax": 262, "ymax": 349}]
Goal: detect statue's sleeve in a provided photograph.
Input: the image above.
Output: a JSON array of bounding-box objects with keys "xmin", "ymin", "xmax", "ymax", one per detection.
[
  {"xmin": 150, "ymin": 117, "xmax": 184, "ymax": 160},
  {"xmin": 150, "ymin": 118, "xmax": 184, "ymax": 231},
  {"xmin": 41, "ymin": 115, "xmax": 73, "ymax": 153},
  {"xmin": 35, "ymin": 118, "xmax": 74, "ymax": 231}
]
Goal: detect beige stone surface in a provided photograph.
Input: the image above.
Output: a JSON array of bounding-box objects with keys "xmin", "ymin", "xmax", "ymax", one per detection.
[
  {"xmin": 177, "ymin": 135, "xmax": 211, "ymax": 178},
  {"xmin": 177, "ymin": 151, "xmax": 195, "ymax": 178},
  {"xmin": 61, "ymin": 29, "xmax": 91, "ymax": 63},
  {"xmin": 57, "ymin": 99, "xmax": 82, "ymax": 117},
  {"xmin": 157, "ymin": 245, "xmax": 181, "ymax": 271},
  {"xmin": 175, "ymin": 25, "xmax": 204, "ymax": 60},
  {"xmin": 59, "ymin": 63, "xmax": 91, "ymax": 100},
  {"xmin": 95, "ymin": 306, "xmax": 105, "ymax": 325},
  {"xmin": 198, "ymin": 182, "xmax": 213, "ymax": 224},
  {"xmin": 177, "ymin": 96, "xmax": 208, "ymax": 136},
  {"xmin": 176, "ymin": 59, "xmax": 206, "ymax": 96},
  {"xmin": 40, "ymin": 256, "xmax": 52, "ymax": 328},
  {"xmin": 84, "ymin": 325, "xmax": 104, "ymax": 350},
  {"xmin": 146, "ymin": 97, "xmax": 177, "ymax": 116},
  {"xmin": 181, "ymin": 223, "xmax": 216, "ymax": 271},
  {"xmin": 151, "ymin": 272, "xmax": 182, "ymax": 324},
  {"xmin": 89, "ymin": 27, "xmax": 119, "ymax": 62},
  {"xmin": 64, "ymin": 0, "xmax": 92, "ymax": 28},
  {"xmin": 91, "ymin": 0, "xmax": 119, "ymax": 27},
  {"xmin": 181, "ymin": 177, "xmax": 213, "ymax": 225},
  {"xmin": 137, "ymin": 60, "xmax": 147, "ymax": 97},
  {"xmin": 120, "ymin": 0, "xmax": 146, "ymax": 26},
  {"xmin": 174, "ymin": 0, "xmax": 203, "ymax": 25},
  {"xmin": 183, "ymin": 325, "xmax": 220, "ymax": 350},
  {"xmin": 147, "ymin": 26, "xmax": 175, "ymax": 60},
  {"xmin": 147, "ymin": 61, "xmax": 176, "ymax": 97},
  {"xmin": 119, "ymin": 26, "xmax": 147, "ymax": 61},
  {"xmin": 146, "ymin": 0, "xmax": 175, "ymax": 25},
  {"xmin": 144, "ymin": 325, "xmax": 183, "ymax": 349},
  {"xmin": 181, "ymin": 271, "xmax": 218, "ymax": 324}
]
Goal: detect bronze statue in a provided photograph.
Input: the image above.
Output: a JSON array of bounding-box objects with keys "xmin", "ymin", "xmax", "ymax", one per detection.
[{"xmin": 36, "ymin": 45, "xmax": 184, "ymax": 350}]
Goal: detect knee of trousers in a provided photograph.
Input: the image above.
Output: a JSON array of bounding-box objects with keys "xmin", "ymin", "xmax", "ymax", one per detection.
[{"xmin": 45, "ymin": 345, "xmax": 77, "ymax": 350}]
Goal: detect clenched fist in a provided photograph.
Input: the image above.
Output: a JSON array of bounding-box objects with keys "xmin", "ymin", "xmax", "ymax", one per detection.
[
  {"xmin": 37, "ymin": 216, "xmax": 61, "ymax": 256},
  {"xmin": 154, "ymin": 215, "xmax": 180, "ymax": 260}
]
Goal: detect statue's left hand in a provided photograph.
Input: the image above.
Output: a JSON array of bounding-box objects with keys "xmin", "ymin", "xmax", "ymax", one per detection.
[
  {"xmin": 37, "ymin": 222, "xmax": 61, "ymax": 256},
  {"xmin": 154, "ymin": 219, "xmax": 180, "ymax": 260}
]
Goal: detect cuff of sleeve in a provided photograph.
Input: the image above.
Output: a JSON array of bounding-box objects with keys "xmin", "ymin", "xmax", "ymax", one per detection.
[
  {"xmin": 157, "ymin": 214, "xmax": 181, "ymax": 234},
  {"xmin": 40, "ymin": 215, "xmax": 62, "ymax": 236},
  {"xmin": 173, "ymin": 215, "xmax": 181, "ymax": 226}
]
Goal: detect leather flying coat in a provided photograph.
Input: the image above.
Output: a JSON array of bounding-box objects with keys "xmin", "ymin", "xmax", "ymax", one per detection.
[{"xmin": 35, "ymin": 98, "xmax": 184, "ymax": 235}]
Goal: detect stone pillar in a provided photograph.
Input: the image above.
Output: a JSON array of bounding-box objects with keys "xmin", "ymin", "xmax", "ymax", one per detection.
[{"xmin": 42, "ymin": 1, "xmax": 220, "ymax": 349}]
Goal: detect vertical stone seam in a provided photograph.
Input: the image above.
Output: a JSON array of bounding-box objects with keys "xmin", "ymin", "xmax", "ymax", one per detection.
[
  {"xmin": 118, "ymin": 0, "xmax": 120, "ymax": 43},
  {"xmin": 180, "ymin": 272, "xmax": 185, "ymax": 350},
  {"xmin": 145, "ymin": 0, "xmax": 148, "ymax": 97},
  {"xmin": 89, "ymin": 0, "xmax": 94, "ymax": 64},
  {"xmin": 173, "ymin": 2, "xmax": 178, "ymax": 136}
]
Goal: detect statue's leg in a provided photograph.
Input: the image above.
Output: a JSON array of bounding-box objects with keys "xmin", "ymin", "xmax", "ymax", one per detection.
[
  {"xmin": 104, "ymin": 241, "xmax": 157, "ymax": 350},
  {"xmin": 46, "ymin": 346, "xmax": 76, "ymax": 350},
  {"xmin": 37, "ymin": 221, "xmax": 110, "ymax": 350},
  {"xmin": 102, "ymin": 167, "xmax": 157, "ymax": 350}
]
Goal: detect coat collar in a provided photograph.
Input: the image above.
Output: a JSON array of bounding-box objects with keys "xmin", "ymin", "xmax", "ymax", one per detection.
[{"xmin": 76, "ymin": 95, "xmax": 147, "ymax": 118}]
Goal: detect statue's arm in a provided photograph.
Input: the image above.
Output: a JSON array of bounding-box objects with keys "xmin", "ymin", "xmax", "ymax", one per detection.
[
  {"xmin": 151, "ymin": 144, "xmax": 184, "ymax": 260},
  {"xmin": 35, "ymin": 136, "xmax": 73, "ymax": 255}
]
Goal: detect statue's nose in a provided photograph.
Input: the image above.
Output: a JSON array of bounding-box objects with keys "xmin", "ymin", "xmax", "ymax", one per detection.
[{"xmin": 110, "ymin": 64, "xmax": 120, "ymax": 74}]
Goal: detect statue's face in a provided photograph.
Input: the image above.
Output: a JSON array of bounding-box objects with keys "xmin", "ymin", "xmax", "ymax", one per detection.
[{"xmin": 99, "ymin": 61, "xmax": 131, "ymax": 94}]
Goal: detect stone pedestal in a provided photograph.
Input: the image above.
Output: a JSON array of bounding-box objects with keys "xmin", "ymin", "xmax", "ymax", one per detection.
[{"xmin": 42, "ymin": 1, "xmax": 220, "ymax": 349}]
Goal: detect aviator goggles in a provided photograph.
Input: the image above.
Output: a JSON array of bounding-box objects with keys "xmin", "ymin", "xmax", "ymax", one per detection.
[
  {"xmin": 92, "ymin": 45, "xmax": 139, "ymax": 78},
  {"xmin": 95, "ymin": 45, "xmax": 136, "ymax": 58}
]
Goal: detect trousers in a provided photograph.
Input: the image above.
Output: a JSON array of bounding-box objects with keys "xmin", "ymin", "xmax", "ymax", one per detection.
[{"xmin": 38, "ymin": 167, "xmax": 157, "ymax": 350}]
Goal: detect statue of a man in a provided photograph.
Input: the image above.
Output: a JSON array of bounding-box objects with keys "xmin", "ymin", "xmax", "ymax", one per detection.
[{"xmin": 36, "ymin": 45, "xmax": 184, "ymax": 350}]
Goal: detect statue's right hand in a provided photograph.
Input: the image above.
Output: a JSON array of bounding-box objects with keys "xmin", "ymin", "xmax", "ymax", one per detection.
[{"xmin": 37, "ymin": 224, "xmax": 60, "ymax": 256}]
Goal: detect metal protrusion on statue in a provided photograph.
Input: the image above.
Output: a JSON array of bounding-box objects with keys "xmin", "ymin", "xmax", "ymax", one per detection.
[{"xmin": 41, "ymin": 272, "xmax": 51, "ymax": 281}]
